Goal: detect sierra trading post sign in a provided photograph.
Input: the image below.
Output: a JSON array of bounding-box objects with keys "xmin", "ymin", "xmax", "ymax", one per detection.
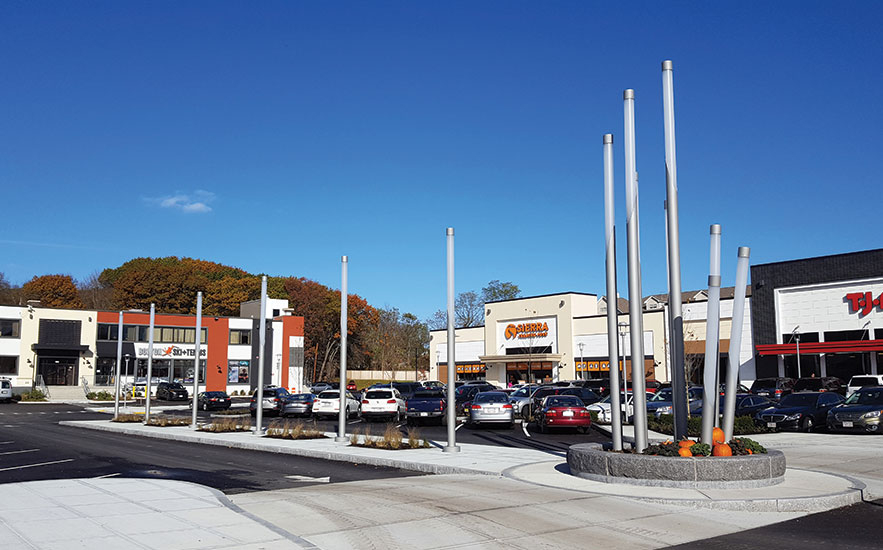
[
  {"xmin": 498, "ymin": 316, "xmax": 558, "ymax": 351},
  {"xmin": 134, "ymin": 344, "xmax": 207, "ymax": 358}
]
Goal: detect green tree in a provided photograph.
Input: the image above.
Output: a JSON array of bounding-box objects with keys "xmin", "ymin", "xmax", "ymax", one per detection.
[{"xmin": 482, "ymin": 280, "xmax": 521, "ymax": 302}]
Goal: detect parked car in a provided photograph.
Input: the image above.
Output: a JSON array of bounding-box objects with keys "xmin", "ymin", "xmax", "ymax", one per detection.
[
  {"xmin": 793, "ymin": 376, "xmax": 845, "ymax": 395},
  {"xmin": 587, "ymin": 392, "xmax": 653, "ymax": 424},
  {"xmin": 693, "ymin": 394, "xmax": 774, "ymax": 418},
  {"xmin": 309, "ymin": 382, "xmax": 338, "ymax": 393},
  {"xmin": 645, "ymin": 380, "xmax": 662, "ymax": 394},
  {"xmin": 537, "ymin": 395, "xmax": 593, "ymax": 433},
  {"xmin": 0, "ymin": 378, "xmax": 12, "ymax": 403},
  {"xmin": 718, "ymin": 383, "xmax": 750, "ymax": 396},
  {"xmin": 754, "ymin": 391, "xmax": 844, "ymax": 432},
  {"xmin": 312, "ymin": 390, "xmax": 360, "ymax": 420},
  {"xmin": 195, "ymin": 391, "xmax": 231, "ymax": 411},
  {"xmin": 527, "ymin": 385, "xmax": 580, "ymax": 418},
  {"xmin": 571, "ymin": 379, "xmax": 610, "ymax": 397},
  {"xmin": 391, "ymin": 382, "xmax": 423, "ymax": 399},
  {"xmin": 406, "ymin": 389, "xmax": 447, "ymax": 425},
  {"xmin": 156, "ymin": 382, "xmax": 189, "ymax": 401},
  {"xmin": 345, "ymin": 380, "xmax": 357, "ymax": 392},
  {"xmin": 750, "ymin": 377, "xmax": 796, "ymax": 400},
  {"xmin": 454, "ymin": 383, "xmax": 497, "ymax": 416},
  {"xmin": 846, "ymin": 375, "xmax": 883, "ymax": 396},
  {"xmin": 646, "ymin": 387, "xmax": 704, "ymax": 418},
  {"xmin": 420, "ymin": 380, "xmax": 444, "ymax": 389},
  {"xmin": 507, "ymin": 384, "xmax": 542, "ymax": 417},
  {"xmin": 467, "ymin": 391, "xmax": 514, "ymax": 428},
  {"xmin": 360, "ymin": 388, "xmax": 406, "ymax": 422},
  {"xmin": 249, "ymin": 386, "xmax": 291, "ymax": 416},
  {"xmin": 827, "ymin": 386, "xmax": 883, "ymax": 434},
  {"xmin": 281, "ymin": 393, "xmax": 317, "ymax": 417},
  {"xmin": 559, "ymin": 387, "xmax": 602, "ymax": 406}
]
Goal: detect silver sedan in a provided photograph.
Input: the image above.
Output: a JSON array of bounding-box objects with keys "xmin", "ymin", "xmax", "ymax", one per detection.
[{"xmin": 468, "ymin": 391, "xmax": 514, "ymax": 427}]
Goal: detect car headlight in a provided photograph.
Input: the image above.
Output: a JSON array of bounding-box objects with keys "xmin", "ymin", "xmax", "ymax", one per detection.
[
  {"xmin": 784, "ymin": 413, "xmax": 801, "ymax": 421},
  {"xmin": 862, "ymin": 410, "xmax": 882, "ymax": 419}
]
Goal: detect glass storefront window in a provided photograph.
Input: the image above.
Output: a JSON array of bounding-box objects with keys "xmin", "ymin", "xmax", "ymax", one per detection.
[{"xmin": 227, "ymin": 360, "xmax": 249, "ymax": 383}]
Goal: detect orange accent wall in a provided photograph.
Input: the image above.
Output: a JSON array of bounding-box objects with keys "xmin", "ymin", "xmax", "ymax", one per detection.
[
  {"xmin": 279, "ymin": 316, "xmax": 304, "ymax": 392},
  {"xmin": 206, "ymin": 317, "xmax": 228, "ymax": 391}
]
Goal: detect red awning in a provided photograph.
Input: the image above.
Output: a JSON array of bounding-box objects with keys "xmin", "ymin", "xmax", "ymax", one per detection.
[{"xmin": 756, "ymin": 339, "xmax": 883, "ymax": 356}]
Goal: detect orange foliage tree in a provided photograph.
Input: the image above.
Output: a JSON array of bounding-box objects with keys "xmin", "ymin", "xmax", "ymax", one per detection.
[{"xmin": 22, "ymin": 275, "xmax": 85, "ymax": 309}]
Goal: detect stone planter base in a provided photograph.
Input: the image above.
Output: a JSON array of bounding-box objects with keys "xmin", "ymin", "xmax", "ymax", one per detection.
[{"xmin": 567, "ymin": 443, "xmax": 786, "ymax": 489}]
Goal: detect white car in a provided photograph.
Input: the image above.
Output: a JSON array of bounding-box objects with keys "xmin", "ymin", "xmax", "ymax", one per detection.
[
  {"xmin": 587, "ymin": 392, "xmax": 653, "ymax": 424},
  {"xmin": 0, "ymin": 378, "xmax": 12, "ymax": 402},
  {"xmin": 359, "ymin": 388, "xmax": 406, "ymax": 422},
  {"xmin": 846, "ymin": 375, "xmax": 883, "ymax": 396},
  {"xmin": 312, "ymin": 390, "xmax": 360, "ymax": 419}
]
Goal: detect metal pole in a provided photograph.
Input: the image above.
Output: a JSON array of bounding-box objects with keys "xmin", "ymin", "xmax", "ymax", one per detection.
[
  {"xmin": 662, "ymin": 60, "xmax": 688, "ymax": 440},
  {"xmin": 444, "ymin": 227, "xmax": 460, "ymax": 453},
  {"xmin": 701, "ymin": 224, "xmax": 722, "ymax": 444},
  {"xmin": 191, "ymin": 292, "xmax": 203, "ymax": 429},
  {"xmin": 123, "ymin": 355, "xmax": 130, "ymax": 409},
  {"xmin": 623, "ymin": 89, "xmax": 648, "ymax": 451},
  {"xmin": 723, "ymin": 247, "xmax": 750, "ymax": 440},
  {"xmin": 619, "ymin": 322, "xmax": 629, "ymax": 424},
  {"xmin": 255, "ymin": 276, "xmax": 268, "ymax": 435},
  {"xmin": 113, "ymin": 311, "xmax": 123, "ymax": 419},
  {"xmin": 603, "ymin": 133, "xmax": 623, "ymax": 450},
  {"xmin": 144, "ymin": 303, "xmax": 155, "ymax": 423},
  {"xmin": 336, "ymin": 256, "xmax": 349, "ymax": 442},
  {"xmin": 796, "ymin": 335, "xmax": 801, "ymax": 378}
]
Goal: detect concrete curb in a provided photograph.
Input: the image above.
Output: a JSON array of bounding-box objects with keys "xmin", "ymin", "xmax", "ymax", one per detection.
[{"xmin": 60, "ymin": 420, "xmax": 503, "ymax": 477}]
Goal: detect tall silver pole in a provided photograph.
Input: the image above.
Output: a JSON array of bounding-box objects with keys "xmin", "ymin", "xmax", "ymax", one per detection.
[
  {"xmin": 254, "ymin": 276, "xmax": 268, "ymax": 435},
  {"xmin": 191, "ymin": 292, "xmax": 203, "ymax": 429},
  {"xmin": 144, "ymin": 303, "xmax": 155, "ymax": 423},
  {"xmin": 723, "ymin": 247, "xmax": 751, "ymax": 440},
  {"xmin": 336, "ymin": 256, "xmax": 349, "ymax": 442},
  {"xmin": 623, "ymin": 89, "xmax": 648, "ymax": 451},
  {"xmin": 701, "ymin": 225, "xmax": 722, "ymax": 444},
  {"xmin": 796, "ymin": 336, "xmax": 801, "ymax": 378},
  {"xmin": 444, "ymin": 227, "xmax": 460, "ymax": 453},
  {"xmin": 113, "ymin": 311, "xmax": 123, "ymax": 419},
  {"xmin": 662, "ymin": 60, "xmax": 688, "ymax": 440},
  {"xmin": 603, "ymin": 133, "xmax": 623, "ymax": 450}
]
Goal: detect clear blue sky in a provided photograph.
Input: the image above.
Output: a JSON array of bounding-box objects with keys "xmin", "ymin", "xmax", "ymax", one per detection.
[{"xmin": 2, "ymin": 2, "xmax": 881, "ymax": 320}]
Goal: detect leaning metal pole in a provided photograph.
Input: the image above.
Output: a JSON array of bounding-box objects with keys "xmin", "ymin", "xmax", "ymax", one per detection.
[
  {"xmin": 623, "ymin": 89, "xmax": 648, "ymax": 451},
  {"xmin": 336, "ymin": 256, "xmax": 349, "ymax": 443},
  {"xmin": 144, "ymin": 303, "xmax": 156, "ymax": 424},
  {"xmin": 113, "ymin": 311, "xmax": 123, "ymax": 419},
  {"xmin": 701, "ymin": 224, "xmax": 722, "ymax": 444},
  {"xmin": 662, "ymin": 60, "xmax": 688, "ymax": 440},
  {"xmin": 723, "ymin": 247, "xmax": 751, "ymax": 440},
  {"xmin": 444, "ymin": 228, "xmax": 460, "ymax": 453},
  {"xmin": 603, "ymin": 133, "xmax": 623, "ymax": 451},
  {"xmin": 254, "ymin": 276, "xmax": 268, "ymax": 435},
  {"xmin": 191, "ymin": 291, "xmax": 203, "ymax": 429}
]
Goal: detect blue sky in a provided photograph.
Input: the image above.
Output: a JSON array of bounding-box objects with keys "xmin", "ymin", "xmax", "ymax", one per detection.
[{"xmin": 2, "ymin": 2, "xmax": 881, "ymax": 320}]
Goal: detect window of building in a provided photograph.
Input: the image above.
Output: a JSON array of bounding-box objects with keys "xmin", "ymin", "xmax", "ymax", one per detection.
[
  {"xmin": 0, "ymin": 356, "xmax": 17, "ymax": 375},
  {"xmin": 823, "ymin": 330, "xmax": 865, "ymax": 342},
  {"xmin": 0, "ymin": 319, "xmax": 21, "ymax": 338},
  {"xmin": 227, "ymin": 360, "xmax": 249, "ymax": 383},
  {"xmin": 229, "ymin": 329, "xmax": 251, "ymax": 345}
]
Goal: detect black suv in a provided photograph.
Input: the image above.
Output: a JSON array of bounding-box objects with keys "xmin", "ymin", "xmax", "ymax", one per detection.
[
  {"xmin": 156, "ymin": 382, "xmax": 188, "ymax": 401},
  {"xmin": 750, "ymin": 377, "xmax": 796, "ymax": 401},
  {"xmin": 793, "ymin": 376, "xmax": 845, "ymax": 395},
  {"xmin": 454, "ymin": 383, "xmax": 496, "ymax": 415}
]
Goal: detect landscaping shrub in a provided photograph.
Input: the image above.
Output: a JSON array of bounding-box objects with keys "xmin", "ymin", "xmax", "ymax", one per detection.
[
  {"xmin": 87, "ymin": 391, "xmax": 115, "ymax": 401},
  {"xmin": 642, "ymin": 442, "xmax": 681, "ymax": 456},
  {"xmin": 381, "ymin": 423, "xmax": 403, "ymax": 450},
  {"xmin": 264, "ymin": 420, "xmax": 325, "ymax": 440},
  {"xmin": 200, "ymin": 416, "xmax": 251, "ymax": 432},
  {"xmin": 146, "ymin": 415, "xmax": 191, "ymax": 427},
  {"xmin": 211, "ymin": 408, "xmax": 249, "ymax": 416},
  {"xmin": 20, "ymin": 389, "xmax": 47, "ymax": 402},
  {"xmin": 112, "ymin": 413, "xmax": 144, "ymax": 423},
  {"xmin": 405, "ymin": 426, "xmax": 431, "ymax": 449},
  {"xmin": 648, "ymin": 414, "xmax": 768, "ymax": 436},
  {"xmin": 729, "ymin": 437, "xmax": 767, "ymax": 455},
  {"xmin": 689, "ymin": 442, "xmax": 711, "ymax": 456}
]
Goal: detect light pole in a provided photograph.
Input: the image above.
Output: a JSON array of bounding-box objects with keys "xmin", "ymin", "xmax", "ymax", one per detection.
[
  {"xmin": 792, "ymin": 326, "xmax": 801, "ymax": 378},
  {"xmin": 618, "ymin": 322, "xmax": 629, "ymax": 422},
  {"xmin": 123, "ymin": 354, "xmax": 131, "ymax": 409},
  {"xmin": 578, "ymin": 342, "xmax": 584, "ymax": 381}
]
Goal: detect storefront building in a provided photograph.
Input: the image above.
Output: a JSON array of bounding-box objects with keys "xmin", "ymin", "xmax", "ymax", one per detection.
[{"xmin": 751, "ymin": 249, "xmax": 883, "ymax": 382}]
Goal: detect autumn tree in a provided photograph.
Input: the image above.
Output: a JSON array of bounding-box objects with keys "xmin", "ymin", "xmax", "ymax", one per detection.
[
  {"xmin": 0, "ymin": 273, "xmax": 17, "ymax": 305},
  {"xmin": 78, "ymin": 271, "xmax": 114, "ymax": 310},
  {"xmin": 22, "ymin": 275, "xmax": 85, "ymax": 309},
  {"xmin": 364, "ymin": 308, "xmax": 429, "ymax": 380}
]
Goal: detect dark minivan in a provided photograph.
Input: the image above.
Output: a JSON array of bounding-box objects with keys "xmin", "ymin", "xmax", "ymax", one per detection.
[
  {"xmin": 793, "ymin": 376, "xmax": 844, "ymax": 395},
  {"xmin": 750, "ymin": 377, "xmax": 796, "ymax": 401}
]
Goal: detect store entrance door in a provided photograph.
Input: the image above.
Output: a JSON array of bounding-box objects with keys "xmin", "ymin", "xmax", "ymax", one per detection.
[{"xmin": 38, "ymin": 357, "xmax": 78, "ymax": 385}]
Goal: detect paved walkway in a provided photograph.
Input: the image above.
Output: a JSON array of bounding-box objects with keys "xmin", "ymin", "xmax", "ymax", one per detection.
[{"xmin": 2, "ymin": 418, "xmax": 880, "ymax": 549}]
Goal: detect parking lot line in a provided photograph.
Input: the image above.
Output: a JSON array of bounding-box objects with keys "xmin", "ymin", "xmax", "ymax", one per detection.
[
  {"xmin": 0, "ymin": 449, "xmax": 39, "ymax": 456},
  {"xmin": 0, "ymin": 441, "xmax": 14, "ymax": 445},
  {"xmin": 94, "ymin": 472, "xmax": 121, "ymax": 479},
  {"xmin": 0, "ymin": 458, "xmax": 74, "ymax": 472}
]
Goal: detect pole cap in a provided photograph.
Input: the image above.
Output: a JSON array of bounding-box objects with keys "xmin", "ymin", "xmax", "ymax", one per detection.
[
  {"xmin": 662, "ymin": 60, "xmax": 673, "ymax": 71},
  {"xmin": 708, "ymin": 275, "xmax": 721, "ymax": 287},
  {"xmin": 623, "ymin": 89, "xmax": 634, "ymax": 100},
  {"xmin": 341, "ymin": 255, "xmax": 348, "ymax": 262},
  {"xmin": 446, "ymin": 227, "xmax": 454, "ymax": 236},
  {"xmin": 738, "ymin": 246, "xmax": 751, "ymax": 258},
  {"xmin": 710, "ymin": 224, "xmax": 721, "ymax": 235},
  {"xmin": 603, "ymin": 134, "xmax": 613, "ymax": 144}
]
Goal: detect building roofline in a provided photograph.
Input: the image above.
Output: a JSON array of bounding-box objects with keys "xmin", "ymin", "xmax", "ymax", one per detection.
[
  {"xmin": 484, "ymin": 291, "xmax": 596, "ymax": 305},
  {"xmin": 429, "ymin": 324, "xmax": 485, "ymax": 334},
  {"xmin": 751, "ymin": 248, "xmax": 883, "ymax": 268}
]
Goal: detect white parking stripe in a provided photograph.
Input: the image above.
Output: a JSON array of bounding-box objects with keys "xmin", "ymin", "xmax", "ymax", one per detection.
[
  {"xmin": 0, "ymin": 441, "xmax": 14, "ymax": 445},
  {"xmin": 455, "ymin": 422, "xmax": 465, "ymax": 431},
  {"xmin": 94, "ymin": 472, "xmax": 120, "ymax": 479},
  {"xmin": 0, "ymin": 459, "xmax": 74, "ymax": 472},
  {"xmin": 0, "ymin": 449, "xmax": 39, "ymax": 456}
]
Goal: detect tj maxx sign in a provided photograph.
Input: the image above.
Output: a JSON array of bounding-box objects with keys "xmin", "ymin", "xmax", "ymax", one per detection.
[{"xmin": 845, "ymin": 292, "xmax": 883, "ymax": 316}]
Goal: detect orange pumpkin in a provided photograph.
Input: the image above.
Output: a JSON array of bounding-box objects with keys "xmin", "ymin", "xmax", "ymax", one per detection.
[
  {"xmin": 747, "ymin": 448, "xmax": 753, "ymax": 455},
  {"xmin": 712, "ymin": 427, "xmax": 725, "ymax": 444},
  {"xmin": 678, "ymin": 439, "xmax": 696, "ymax": 448},
  {"xmin": 678, "ymin": 447, "xmax": 692, "ymax": 457},
  {"xmin": 661, "ymin": 440, "xmax": 674, "ymax": 445},
  {"xmin": 712, "ymin": 443, "xmax": 733, "ymax": 457}
]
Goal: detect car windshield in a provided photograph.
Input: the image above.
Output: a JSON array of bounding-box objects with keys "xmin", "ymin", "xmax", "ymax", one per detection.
[
  {"xmin": 844, "ymin": 389, "xmax": 883, "ymax": 405},
  {"xmin": 850, "ymin": 376, "xmax": 880, "ymax": 387},
  {"xmin": 546, "ymin": 396, "xmax": 582, "ymax": 407},
  {"xmin": 793, "ymin": 379, "xmax": 823, "ymax": 391},
  {"xmin": 511, "ymin": 387, "xmax": 535, "ymax": 398},
  {"xmin": 413, "ymin": 390, "xmax": 445, "ymax": 398},
  {"xmin": 779, "ymin": 393, "xmax": 819, "ymax": 407},
  {"xmin": 751, "ymin": 379, "xmax": 778, "ymax": 391},
  {"xmin": 288, "ymin": 394, "xmax": 314, "ymax": 402},
  {"xmin": 474, "ymin": 392, "xmax": 508, "ymax": 404},
  {"xmin": 651, "ymin": 389, "xmax": 673, "ymax": 402},
  {"xmin": 204, "ymin": 391, "xmax": 226, "ymax": 397},
  {"xmin": 165, "ymin": 383, "xmax": 185, "ymax": 389},
  {"xmin": 318, "ymin": 391, "xmax": 339, "ymax": 399},
  {"xmin": 365, "ymin": 390, "xmax": 393, "ymax": 400}
]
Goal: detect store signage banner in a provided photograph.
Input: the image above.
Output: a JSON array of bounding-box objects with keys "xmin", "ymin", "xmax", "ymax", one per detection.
[
  {"xmin": 845, "ymin": 291, "xmax": 883, "ymax": 316},
  {"xmin": 497, "ymin": 316, "xmax": 557, "ymax": 352},
  {"xmin": 134, "ymin": 344, "xmax": 207, "ymax": 358}
]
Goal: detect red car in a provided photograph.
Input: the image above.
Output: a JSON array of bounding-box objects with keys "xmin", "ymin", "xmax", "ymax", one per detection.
[
  {"xmin": 537, "ymin": 395, "xmax": 592, "ymax": 433},
  {"xmin": 346, "ymin": 380, "xmax": 357, "ymax": 392}
]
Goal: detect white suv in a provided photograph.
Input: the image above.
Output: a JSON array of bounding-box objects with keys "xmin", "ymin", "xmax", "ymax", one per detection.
[
  {"xmin": 312, "ymin": 390, "xmax": 360, "ymax": 419},
  {"xmin": 847, "ymin": 375, "xmax": 883, "ymax": 396},
  {"xmin": 360, "ymin": 388, "xmax": 405, "ymax": 422},
  {"xmin": 0, "ymin": 379, "xmax": 12, "ymax": 403}
]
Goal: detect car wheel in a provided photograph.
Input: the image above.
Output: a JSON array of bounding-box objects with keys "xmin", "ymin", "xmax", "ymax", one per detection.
[
  {"xmin": 201, "ymin": 402, "xmax": 208, "ymax": 411},
  {"xmin": 801, "ymin": 416, "xmax": 814, "ymax": 432}
]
